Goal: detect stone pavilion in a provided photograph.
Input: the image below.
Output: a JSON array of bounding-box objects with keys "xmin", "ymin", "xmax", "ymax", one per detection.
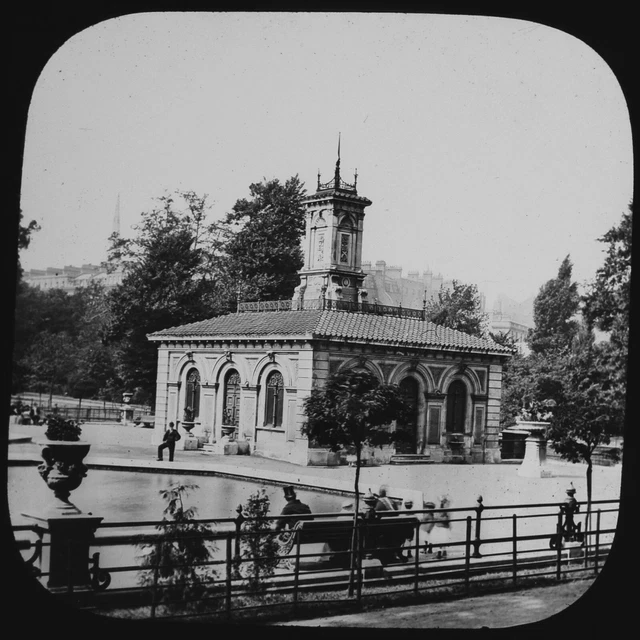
[{"xmin": 147, "ymin": 153, "xmax": 513, "ymax": 466}]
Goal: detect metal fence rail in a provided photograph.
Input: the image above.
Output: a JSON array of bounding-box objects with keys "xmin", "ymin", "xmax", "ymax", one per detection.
[{"xmin": 14, "ymin": 497, "xmax": 619, "ymax": 621}]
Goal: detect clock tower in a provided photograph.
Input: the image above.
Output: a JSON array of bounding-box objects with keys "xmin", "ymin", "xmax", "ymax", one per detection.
[{"xmin": 293, "ymin": 141, "xmax": 372, "ymax": 306}]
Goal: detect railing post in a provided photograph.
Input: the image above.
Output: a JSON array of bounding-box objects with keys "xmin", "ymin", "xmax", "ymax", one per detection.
[
  {"xmin": 233, "ymin": 505, "xmax": 245, "ymax": 572},
  {"xmin": 150, "ymin": 542, "xmax": 161, "ymax": 619},
  {"xmin": 356, "ymin": 519, "xmax": 363, "ymax": 602},
  {"xmin": 292, "ymin": 528, "xmax": 301, "ymax": 613},
  {"xmin": 464, "ymin": 516, "xmax": 472, "ymax": 595},
  {"xmin": 225, "ymin": 534, "xmax": 233, "ymax": 620},
  {"xmin": 472, "ymin": 496, "xmax": 484, "ymax": 558},
  {"xmin": 594, "ymin": 509, "xmax": 601, "ymax": 575},
  {"xmin": 66, "ymin": 537, "xmax": 73, "ymax": 595},
  {"xmin": 512, "ymin": 514, "xmax": 518, "ymax": 586},
  {"xmin": 556, "ymin": 507, "xmax": 563, "ymax": 581},
  {"xmin": 413, "ymin": 520, "xmax": 420, "ymax": 594}
]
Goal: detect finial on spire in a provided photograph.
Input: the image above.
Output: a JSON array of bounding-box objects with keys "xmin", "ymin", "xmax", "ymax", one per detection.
[{"xmin": 334, "ymin": 132, "xmax": 341, "ymax": 187}]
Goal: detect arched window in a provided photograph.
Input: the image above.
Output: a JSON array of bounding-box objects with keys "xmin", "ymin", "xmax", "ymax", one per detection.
[
  {"xmin": 223, "ymin": 370, "xmax": 241, "ymax": 426},
  {"xmin": 446, "ymin": 379, "xmax": 467, "ymax": 433},
  {"xmin": 184, "ymin": 368, "xmax": 200, "ymax": 420},
  {"xmin": 264, "ymin": 371, "xmax": 284, "ymax": 428}
]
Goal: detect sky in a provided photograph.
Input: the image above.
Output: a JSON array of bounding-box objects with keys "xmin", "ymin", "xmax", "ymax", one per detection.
[{"xmin": 18, "ymin": 12, "xmax": 633, "ymax": 310}]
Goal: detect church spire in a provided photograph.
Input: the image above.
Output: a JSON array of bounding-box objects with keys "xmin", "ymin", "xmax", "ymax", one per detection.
[{"xmin": 112, "ymin": 194, "xmax": 121, "ymax": 236}]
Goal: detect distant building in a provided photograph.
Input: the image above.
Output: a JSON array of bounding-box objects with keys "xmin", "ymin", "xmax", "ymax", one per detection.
[
  {"xmin": 360, "ymin": 260, "xmax": 459, "ymax": 310},
  {"xmin": 23, "ymin": 263, "xmax": 124, "ymax": 293},
  {"xmin": 489, "ymin": 294, "xmax": 534, "ymax": 354}
]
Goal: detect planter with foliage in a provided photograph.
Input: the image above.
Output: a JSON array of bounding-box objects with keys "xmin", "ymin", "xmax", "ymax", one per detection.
[{"xmin": 36, "ymin": 415, "xmax": 90, "ymax": 514}]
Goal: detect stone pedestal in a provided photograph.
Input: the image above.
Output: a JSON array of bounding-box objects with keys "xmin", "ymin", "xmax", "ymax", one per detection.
[
  {"xmin": 212, "ymin": 436, "xmax": 238, "ymax": 455},
  {"xmin": 120, "ymin": 406, "xmax": 134, "ymax": 426},
  {"xmin": 236, "ymin": 440, "xmax": 251, "ymax": 455},
  {"xmin": 565, "ymin": 541, "xmax": 584, "ymax": 558},
  {"xmin": 517, "ymin": 426, "xmax": 552, "ymax": 478},
  {"xmin": 182, "ymin": 434, "xmax": 199, "ymax": 450},
  {"xmin": 361, "ymin": 557, "xmax": 384, "ymax": 579},
  {"xmin": 23, "ymin": 512, "xmax": 103, "ymax": 591}
]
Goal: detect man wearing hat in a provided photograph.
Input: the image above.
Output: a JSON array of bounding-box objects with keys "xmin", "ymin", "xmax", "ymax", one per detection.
[{"xmin": 275, "ymin": 486, "xmax": 312, "ymax": 531}]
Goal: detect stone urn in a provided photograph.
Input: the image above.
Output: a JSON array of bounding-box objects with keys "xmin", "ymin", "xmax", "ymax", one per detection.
[
  {"xmin": 37, "ymin": 440, "xmax": 91, "ymax": 514},
  {"xmin": 181, "ymin": 421, "xmax": 195, "ymax": 435}
]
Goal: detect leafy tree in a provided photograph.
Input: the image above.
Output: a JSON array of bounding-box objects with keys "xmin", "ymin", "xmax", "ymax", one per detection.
[
  {"xmin": 15, "ymin": 209, "xmax": 40, "ymax": 289},
  {"xmin": 582, "ymin": 204, "xmax": 632, "ymax": 426},
  {"xmin": 21, "ymin": 332, "xmax": 77, "ymax": 407},
  {"xmin": 425, "ymin": 280, "xmax": 488, "ymax": 337},
  {"xmin": 583, "ymin": 204, "xmax": 632, "ymax": 347},
  {"xmin": 547, "ymin": 340, "xmax": 622, "ymax": 526},
  {"xmin": 138, "ymin": 482, "xmax": 217, "ymax": 614},
  {"xmin": 12, "ymin": 282, "xmax": 120, "ymax": 401},
  {"xmin": 213, "ymin": 176, "xmax": 307, "ymax": 305},
  {"xmin": 527, "ymin": 255, "xmax": 580, "ymax": 355},
  {"xmin": 302, "ymin": 368, "xmax": 411, "ymax": 594},
  {"xmin": 106, "ymin": 191, "xmax": 223, "ymax": 403},
  {"xmin": 233, "ymin": 488, "xmax": 281, "ymax": 594}
]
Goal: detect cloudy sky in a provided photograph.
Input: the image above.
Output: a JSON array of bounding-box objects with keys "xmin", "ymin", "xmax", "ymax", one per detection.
[{"xmin": 19, "ymin": 12, "xmax": 632, "ymax": 308}]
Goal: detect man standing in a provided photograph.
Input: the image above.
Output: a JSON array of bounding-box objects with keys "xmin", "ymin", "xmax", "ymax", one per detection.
[
  {"xmin": 157, "ymin": 422, "xmax": 181, "ymax": 462},
  {"xmin": 275, "ymin": 486, "xmax": 312, "ymax": 531}
]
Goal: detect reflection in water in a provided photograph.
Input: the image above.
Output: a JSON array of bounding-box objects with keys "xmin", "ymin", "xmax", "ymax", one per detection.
[{"xmin": 8, "ymin": 466, "xmax": 345, "ymax": 525}]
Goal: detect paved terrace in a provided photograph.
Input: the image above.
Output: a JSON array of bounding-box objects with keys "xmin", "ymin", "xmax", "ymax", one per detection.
[{"xmin": 8, "ymin": 421, "xmax": 622, "ymax": 508}]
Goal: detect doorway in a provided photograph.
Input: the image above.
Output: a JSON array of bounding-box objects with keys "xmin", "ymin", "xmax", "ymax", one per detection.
[
  {"xmin": 446, "ymin": 379, "xmax": 467, "ymax": 433},
  {"xmin": 396, "ymin": 377, "xmax": 419, "ymax": 454}
]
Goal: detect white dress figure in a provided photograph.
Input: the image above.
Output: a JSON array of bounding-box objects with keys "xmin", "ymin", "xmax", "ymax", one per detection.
[
  {"xmin": 418, "ymin": 501, "xmax": 436, "ymax": 552},
  {"xmin": 430, "ymin": 496, "xmax": 452, "ymax": 558}
]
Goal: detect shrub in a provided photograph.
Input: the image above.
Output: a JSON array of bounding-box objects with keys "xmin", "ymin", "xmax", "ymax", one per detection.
[{"xmin": 44, "ymin": 414, "xmax": 82, "ymax": 441}]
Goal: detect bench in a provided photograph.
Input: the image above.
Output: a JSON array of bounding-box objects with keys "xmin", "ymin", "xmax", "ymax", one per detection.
[{"xmin": 278, "ymin": 515, "xmax": 420, "ymax": 569}]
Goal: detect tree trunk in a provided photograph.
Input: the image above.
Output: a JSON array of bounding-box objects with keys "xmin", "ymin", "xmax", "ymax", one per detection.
[{"xmin": 585, "ymin": 455, "xmax": 593, "ymax": 540}]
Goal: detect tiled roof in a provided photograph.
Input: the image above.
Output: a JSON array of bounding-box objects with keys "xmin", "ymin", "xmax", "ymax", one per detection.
[{"xmin": 149, "ymin": 309, "xmax": 512, "ymax": 355}]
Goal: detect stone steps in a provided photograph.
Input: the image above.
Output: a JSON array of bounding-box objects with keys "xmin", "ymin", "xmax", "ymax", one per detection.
[{"xmin": 389, "ymin": 454, "xmax": 434, "ymax": 465}]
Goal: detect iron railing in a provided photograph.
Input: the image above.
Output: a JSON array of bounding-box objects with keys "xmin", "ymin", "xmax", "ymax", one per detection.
[
  {"xmin": 14, "ymin": 497, "xmax": 619, "ymax": 621},
  {"xmin": 237, "ymin": 297, "xmax": 428, "ymax": 321}
]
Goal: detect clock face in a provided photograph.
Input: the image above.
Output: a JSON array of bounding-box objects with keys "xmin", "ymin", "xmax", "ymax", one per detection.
[{"xmin": 342, "ymin": 277, "xmax": 351, "ymax": 287}]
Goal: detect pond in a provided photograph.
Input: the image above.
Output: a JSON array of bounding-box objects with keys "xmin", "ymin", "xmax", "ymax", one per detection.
[
  {"xmin": 9, "ymin": 465, "xmax": 352, "ymax": 592},
  {"xmin": 8, "ymin": 465, "xmax": 346, "ymax": 526}
]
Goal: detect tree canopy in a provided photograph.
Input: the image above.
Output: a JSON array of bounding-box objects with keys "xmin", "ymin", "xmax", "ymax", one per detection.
[
  {"xmin": 302, "ymin": 368, "xmax": 411, "ymax": 457},
  {"xmin": 527, "ymin": 255, "xmax": 580, "ymax": 355},
  {"xmin": 105, "ymin": 191, "xmax": 222, "ymax": 403},
  {"xmin": 424, "ymin": 280, "xmax": 488, "ymax": 338},
  {"xmin": 582, "ymin": 203, "xmax": 632, "ymax": 354},
  {"xmin": 213, "ymin": 176, "xmax": 307, "ymax": 304}
]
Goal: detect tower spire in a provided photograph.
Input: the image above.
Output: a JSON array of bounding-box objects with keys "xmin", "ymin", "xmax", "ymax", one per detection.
[{"xmin": 334, "ymin": 132, "xmax": 341, "ymax": 187}]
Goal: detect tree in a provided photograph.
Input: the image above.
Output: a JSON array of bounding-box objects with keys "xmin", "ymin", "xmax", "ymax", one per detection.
[
  {"xmin": 106, "ymin": 191, "xmax": 223, "ymax": 403},
  {"xmin": 582, "ymin": 204, "xmax": 632, "ymax": 423},
  {"xmin": 15, "ymin": 209, "xmax": 40, "ymax": 289},
  {"xmin": 547, "ymin": 340, "xmax": 622, "ymax": 527},
  {"xmin": 233, "ymin": 488, "xmax": 280, "ymax": 595},
  {"xmin": 425, "ymin": 280, "xmax": 488, "ymax": 338},
  {"xmin": 13, "ymin": 282, "xmax": 120, "ymax": 401},
  {"xmin": 527, "ymin": 255, "xmax": 580, "ymax": 355},
  {"xmin": 213, "ymin": 176, "xmax": 307, "ymax": 305},
  {"xmin": 138, "ymin": 482, "xmax": 217, "ymax": 614},
  {"xmin": 583, "ymin": 204, "xmax": 632, "ymax": 347},
  {"xmin": 302, "ymin": 368, "xmax": 411, "ymax": 594},
  {"xmin": 22, "ymin": 332, "xmax": 77, "ymax": 407}
]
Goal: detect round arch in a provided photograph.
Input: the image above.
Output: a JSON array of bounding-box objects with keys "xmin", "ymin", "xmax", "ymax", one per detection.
[{"xmin": 337, "ymin": 357, "xmax": 384, "ymax": 382}]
